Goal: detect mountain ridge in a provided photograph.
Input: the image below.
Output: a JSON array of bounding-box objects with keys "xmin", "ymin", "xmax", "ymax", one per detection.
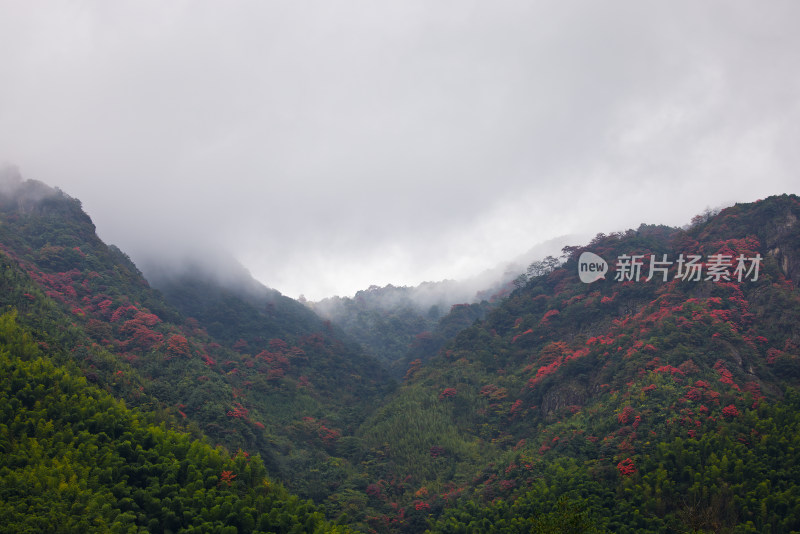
[
  {"xmin": 0, "ymin": 172, "xmax": 391, "ymax": 512},
  {"xmin": 2, "ymin": 169, "xmax": 800, "ymax": 532}
]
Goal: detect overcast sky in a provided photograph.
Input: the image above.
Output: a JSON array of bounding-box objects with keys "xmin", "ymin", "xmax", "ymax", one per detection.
[{"xmin": 1, "ymin": 1, "xmax": 798, "ymax": 299}]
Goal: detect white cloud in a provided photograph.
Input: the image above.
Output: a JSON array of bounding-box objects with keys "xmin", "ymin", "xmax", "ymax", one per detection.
[{"xmin": 1, "ymin": 1, "xmax": 798, "ymax": 299}]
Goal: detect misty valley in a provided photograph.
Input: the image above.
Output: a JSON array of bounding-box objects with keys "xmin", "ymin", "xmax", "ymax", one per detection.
[{"xmin": 2, "ymin": 172, "xmax": 800, "ymax": 533}]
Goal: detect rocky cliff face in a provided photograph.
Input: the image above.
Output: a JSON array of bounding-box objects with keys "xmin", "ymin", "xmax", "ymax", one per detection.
[{"xmin": 765, "ymin": 207, "xmax": 800, "ymax": 283}]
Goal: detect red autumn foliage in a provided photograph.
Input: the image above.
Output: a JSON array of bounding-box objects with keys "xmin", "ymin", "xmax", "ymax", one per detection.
[
  {"xmin": 166, "ymin": 334, "xmax": 190, "ymax": 358},
  {"xmin": 480, "ymin": 384, "xmax": 498, "ymax": 397},
  {"xmin": 499, "ymin": 479, "xmax": 515, "ymax": 491},
  {"xmin": 587, "ymin": 335, "xmax": 615, "ymax": 346},
  {"xmin": 537, "ymin": 341, "xmax": 569, "ymax": 364},
  {"xmin": 540, "ymin": 309, "xmax": 560, "ymax": 323},
  {"xmin": 318, "ymin": 424, "xmax": 340, "ymax": 444},
  {"xmin": 632, "ymin": 415, "xmax": 641, "ymax": 429},
  {"xmin": 439, "ymin": 388, "xmax": 457, "ymax": 400},
  {"xmin": 267, "ymin": 368, "xmax": 285, "ymax": 380},
  {"xmin": 722, "ymin": 404, "xmax": 741, "ymax": 418},
  {"xmin": 219, "ymin": 470, "xmax": 236, "ymax": 486},
  {"xmin": 713, "ymin": 360, "xmax": 741, "ymax": 390},
  {"xmin": 744, "ymin": 381, "xmax": 764, "ymax": 406},
  {"xmin": 511, "ymin": 329, "xmax": 534, "ymax": 343},
  {"xmin": 118, "ymin": 315, "xmax": 164, "ymax": 351},
  {"xmin": 617, "ymin": 457, "xmax": 636, "ymax": 477},
  {"xmin": 566, "ymin": 347, "xmax": 590, "ymax": 361},
  {"xmin": 617, "ymin": 406, "xmax": 635, "ymax": 425},
  {"xmin": 479, "ymin": 384, "xmax": 508, "ymax": 401},
  {"xmin": 133, "ymin": 311, "xmax": 160, "ymax": 326},
  {"xmin": 685, "ymin": 388, "xmax": 702, "ymax": 401},
  {"xmin": 404, "ymin": 359, "xmax": 422, "ymax": 380},
  {"xmin": 652, "ymin": 365, "xmax": 684, "ymax": 376},
  {"xmin": 677, "ymin": 359, "xmax": 700, "ymax": 375},
  {"xmin": 226, "ymin": 402, "xmax": 249, "ymax": 419},
  {"xmin": 527, "ymin": 357, "xmax": 563, "ymax": 388},
  {"xmin": 110, "ymin": 305, "xmax": 138, "ymax": 323},
  {"xmin": 766, "ymin": 348, "xmax": 784, "ymax": 364},
  {"xmin": 366, "ymin": 483, "xmax": 383, "ymax": 498}
]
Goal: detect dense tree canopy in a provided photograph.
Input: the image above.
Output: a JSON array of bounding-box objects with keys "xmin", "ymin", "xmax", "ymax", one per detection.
[{"xmin": 2, "ymin": 177, "xmax": 800, "ymax": 532}]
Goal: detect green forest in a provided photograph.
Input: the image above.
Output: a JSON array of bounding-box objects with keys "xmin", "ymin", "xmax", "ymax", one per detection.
[
  {"xmin": 2, "ymin": 176, "xmax": 800, "ymax": 532},
  {"xmin": 0, "ymin": 311, "xmax": 343, "ymax": 533}
]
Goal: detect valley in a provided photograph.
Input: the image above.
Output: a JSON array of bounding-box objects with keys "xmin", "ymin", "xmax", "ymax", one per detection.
[{"xmin": 2, "ymin": 173, "xmax": 800, "ymax": 532}]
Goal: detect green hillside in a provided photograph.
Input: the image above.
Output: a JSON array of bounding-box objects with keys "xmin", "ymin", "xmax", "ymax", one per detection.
[
  {"xmin": 349, "ymin": 195, "xmax": 800, "ymax": 532},
  {"xmin": 0, "ymin": 176, "xmax": 387, "ymax": 520},
  {"xmin": 0, "ymin": 310, "xmax": 346, "ymax": 533},
  {"xmin": 2, "ymin": 170, "xmax": 800, "ymax": 532}
]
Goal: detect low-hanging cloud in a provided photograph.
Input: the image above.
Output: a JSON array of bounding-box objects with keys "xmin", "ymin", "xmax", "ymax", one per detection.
[{"xmin": 1, "ymin": 1, "xmax": 798, "ymax": 299}]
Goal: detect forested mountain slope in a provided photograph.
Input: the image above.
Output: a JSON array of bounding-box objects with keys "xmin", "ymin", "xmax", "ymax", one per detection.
[
  {"xmin": 310, "ymin": 283, "xmax": 491, "ymax": 376},
  {"xmin": 0, "ymin": 311, "xmax": 344, "ymax": 533},
  {"xmin": 3, "ymin": 168, "xmax": 800, "ymax": 533},
  {"xmin": 0, "ymin": 173, "xmax": 389, "ymax": 517},
  {"xmin": 350, "ymin": 194, "xmax": 800, "ymax": 532}
]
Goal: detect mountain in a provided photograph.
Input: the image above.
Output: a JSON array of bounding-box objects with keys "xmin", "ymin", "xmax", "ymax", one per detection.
[
  {"xmin": 0, "ymin": 172, "xmax": 388, "ymax": 520},
  {"xmin": 308, "ymin": 236, "xmax": 578, "ymax": 376},
  {"xmin": 142, "ymin": 257, "xmax": 372, "ymax": 363},
  {"xmin": 355, "ymin": 194, "xmax": 800, "ymax": 532},
  {"xmin": 0, "ymin": 172, "xmax": 348, "ymax": 532},
  {"xmin": 3, "ymin": 166, "xmax": 800, "ymax": 533},
  {"xmin": 0, "ymin": 311, "xmax": 344, "ymax": 533},
  {"xmin": 309, "ymin": 283, "xmax": 491, "ymax": 376}
]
